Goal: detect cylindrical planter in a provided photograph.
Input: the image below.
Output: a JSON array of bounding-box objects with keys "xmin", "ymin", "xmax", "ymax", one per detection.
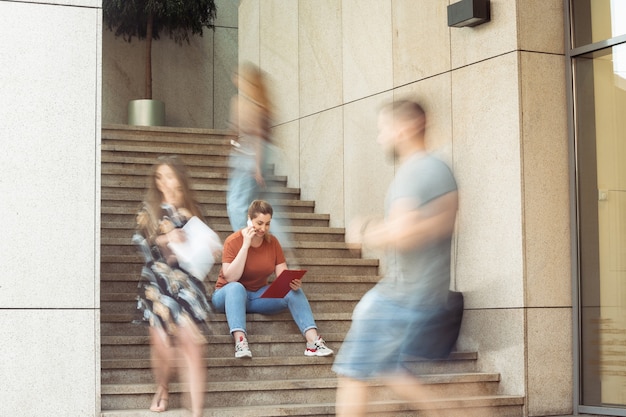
[{"xmin": 128, "ymin": 99, "xmax": 165, "ymax": 126}]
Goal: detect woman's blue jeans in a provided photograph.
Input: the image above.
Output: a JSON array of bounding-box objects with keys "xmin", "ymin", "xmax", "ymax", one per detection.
[
  {"xmin": 226, "ymin": 152, "xmax": 259, "ymax": 232},
  {"xmin": 211, "ymin": 282, "xmax": 318, "ymax": 336}
]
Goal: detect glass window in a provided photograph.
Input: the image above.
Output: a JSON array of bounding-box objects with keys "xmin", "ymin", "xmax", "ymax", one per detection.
[
  {"xmin": 576, "ymin": 43, "xmax": 626, "ymax": 407},
  {"xmin": 572, "ymin": 0, "xmax": 626, "ymax": 48}
]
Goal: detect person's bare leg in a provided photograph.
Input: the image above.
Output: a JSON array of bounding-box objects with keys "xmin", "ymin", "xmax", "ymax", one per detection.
[
  {"xmin": 304, "ymin": 328, "xmax": 319, "ymax": 343},
  {"xmin": 149, "ymin": 327, "xmax": 173, "ymax": 412},
  {"xmin": 335, "ymin": 376, "xmax": 369, "ymax": 417},
  {"xmin": 178, "ymin": 326, "xmax": 206, "ymax": 417},
  {"xmin": 383, "ymin": 371, "xmax": 445, "ymax": 417}
]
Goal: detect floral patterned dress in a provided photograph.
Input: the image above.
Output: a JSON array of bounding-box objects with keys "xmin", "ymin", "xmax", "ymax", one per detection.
[{"xmin": 132, "ymin": 203, "xmax": 213, "ymax": 344}]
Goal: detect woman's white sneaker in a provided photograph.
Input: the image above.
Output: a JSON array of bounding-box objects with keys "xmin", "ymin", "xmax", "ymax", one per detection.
[
  {"xmin": 305, "ymin": 336, "xmax": 334, "ymax": 357},
  {"xmin": 235, "ymin": 336, "xmax": 252, "ymax": 358}
]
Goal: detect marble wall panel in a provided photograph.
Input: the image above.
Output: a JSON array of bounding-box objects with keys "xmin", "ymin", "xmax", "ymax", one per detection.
[
  {"xmin": 152, "ymin": 30, "xmax": 215, "ymax": 128},
  {"xmin": 101, "ymin": 28, "xmax": 143, "ymax": 125},
  {"xmin": 0, "ymin": 1, "xmax": 99, "ymax": 308},
  {"xmin": 452, "ymin": 52, "xmax": 524, "ymax": 310},
  {"xmin": 216, "ymin": 0, "xmax": 238, "ymax": 28},
  {"xmin": 238, "ymin": 0, "xmax": 260, "ymax": 66},
  {"xmin": 342, "ymin": 0, "xmax": 393, "ymax": 102},
  {"xmin": 0, "ymin": 309, "xmax": 99, "ymax": 416},
  {"xmin": 456, "ymin": 308, "xmax": 526, "ymax": 396},
  {"xmin": 518, "ymin": 0, "xmax": 565, "ymax": 55},
  {"xmin": 450, "ymin": 0, "xmax": 518, "ymax": 69},
  {"xmin": 214, "ymin": 27, "xmax": 239, "ymax": 130},
  {"xmin": 270, "ymin": 121, "xmax": 301, "ymax": 189},
  {"xmin": 299, "ymin": 0, "xmax": 343, "ymax": 116},
  {"xmin": 520, "ymin": 52, "xmax": 571, "ymax": 308},
  {"xmin": 343, "ymin": 92, "xmax": 394, "ymax": 233},
  {"xmin": 392, "ymin": 0, "xmax": 451, "ymax": 86},
  {"xmin": 15, "ymin": 0, "xmax": 98, "ymax": 5},
  {"xmin": 526, "ymin": 307, "xmax": 573, "ymax": 416},
  {"xmin": 300, "ymin": 108, "xmax": 345, "ymax": 227},
  {"xmin": 260, "ymin": 0, "xmax": 299, "ymax": 125}
]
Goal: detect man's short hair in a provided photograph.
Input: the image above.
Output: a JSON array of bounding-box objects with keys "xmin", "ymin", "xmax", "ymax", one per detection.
[{"xmin": 381, "ymin": 100, "xmax": 425, "ymax": 122}]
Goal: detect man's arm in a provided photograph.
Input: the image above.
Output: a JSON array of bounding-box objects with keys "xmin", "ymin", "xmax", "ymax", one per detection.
[{"xmin": 351, "ymin": 191, "xmax": 458, "ymax": 253}]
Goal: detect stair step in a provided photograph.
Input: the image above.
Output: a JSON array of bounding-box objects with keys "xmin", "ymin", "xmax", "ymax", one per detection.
[
  {"xmin": 101, "ymin": 374, "xmax": 509, "ymax": 410},
  {"xmin": 101, "ymin": 186, "xmax": 302, "ymax": 201},
  {"xmin": 101, "ymin": 394, "xmax": 524, "ymax": 417},
  {"xmin": 103, "ymin": 124, "xmax": 233, "ymax": 143},
  {"xmin": 101, "ymin": 274, "xmax": 381, "ymax": 296},
  {"xmin": 101, "ymin": 342, "xmax": 478, "ymax": 382}
]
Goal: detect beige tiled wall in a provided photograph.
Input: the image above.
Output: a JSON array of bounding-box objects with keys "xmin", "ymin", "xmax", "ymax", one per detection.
[
  {"xmin": 260, "ymin": 0, "xmax": 300, "ymax": 125},
  {"xmin": 102, "ymin": 1, "xmax": 238, "ymax": 129},
  {"xmin": 392, "ymin": 0, "xmax": 451, "ymax": 86},
  {"xmin": 0, "ymin": 1, "xmax": 101, "ymax": 415},
  {"xmin": 300, "ymin": 108, "xmax": 345, "ymax": 222},
  {"xmin": 520, "ymin": 51, "xmax": 571, "ymax": 309},
  {"xmin": 452, "ymin": 52, "xmax": 525, "ymax": 310},
  {"xmin": 240, "ymin": 0, "xmax": 572, "ymax": 413},
  {"xmin": 342, "ymin": 0, "xmax": 393, "ymax": 102},
  {"xmin": 299, "ymin": 0, "xmax": 343, "ymax": 116}
]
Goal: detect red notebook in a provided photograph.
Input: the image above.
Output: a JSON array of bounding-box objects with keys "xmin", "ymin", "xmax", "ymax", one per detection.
[{"xmin": 260, "ymin": 270, "xmax": 307, "ymax": 298}]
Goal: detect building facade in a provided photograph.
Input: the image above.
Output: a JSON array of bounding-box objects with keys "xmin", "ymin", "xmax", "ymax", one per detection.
[{"xmin": 1, "ymin": 1, "xmax": 625, "ymax": 416}]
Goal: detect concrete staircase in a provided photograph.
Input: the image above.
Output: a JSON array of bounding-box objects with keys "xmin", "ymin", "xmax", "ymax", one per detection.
[{"xmin": 99, "ymin": 125, "xmax": 524, "ymax": 417}]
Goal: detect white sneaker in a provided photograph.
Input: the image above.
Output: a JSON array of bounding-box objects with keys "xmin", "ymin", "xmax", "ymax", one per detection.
[
  {"xmin": 305, "ymin": 336, "xmax": 334, "ymax": 357},
  {"xmin": 235, "ymin": 336, "xmax": 252, "ymax": 358}
]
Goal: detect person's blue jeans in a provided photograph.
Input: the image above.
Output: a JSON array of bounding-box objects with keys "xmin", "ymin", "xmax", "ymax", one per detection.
[
  {"xmin": 226, "ymin": 152, "xmax": 258, "ymax": 232},
  {"xmin": 332, "ymin": 287, "xmax": 441, "ymax": 380},
  {"xmin": 211, "ymin": 281, "xmax": 318, "ymax": 336}
]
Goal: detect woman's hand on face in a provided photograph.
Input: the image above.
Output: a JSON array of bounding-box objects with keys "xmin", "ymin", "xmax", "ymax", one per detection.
[
  {"xmin": 289, "ymin": 278, "xmax": 302, "ymax": 291},
  {"xmin": 241, "ymin": 224, "xmax": 256, "ymax": 248}
]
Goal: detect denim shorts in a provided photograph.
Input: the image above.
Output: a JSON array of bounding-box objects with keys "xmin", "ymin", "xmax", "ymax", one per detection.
[{"xmin": 332, "ymin": 287, "xmax": 440, "ymax": 380}]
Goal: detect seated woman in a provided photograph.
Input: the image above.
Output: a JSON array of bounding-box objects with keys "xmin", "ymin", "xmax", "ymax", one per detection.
[{"xmin": 212, "ymin": 199, "xmax": 334, "ymax": 358}]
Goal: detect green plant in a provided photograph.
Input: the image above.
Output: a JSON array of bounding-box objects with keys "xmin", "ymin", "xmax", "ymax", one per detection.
[{"xmin": 103, "ymin": 0, "xmax": 217, "ymax": 99}]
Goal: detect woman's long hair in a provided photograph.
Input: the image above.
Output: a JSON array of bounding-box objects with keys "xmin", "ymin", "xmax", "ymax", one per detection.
[
  {"xmin": 236, "ymin": 62, "xmax": 272, "ymax": 141},
  {"xmin": 141, "ymin": 155, "xmax": 204, "ymax": 236}
]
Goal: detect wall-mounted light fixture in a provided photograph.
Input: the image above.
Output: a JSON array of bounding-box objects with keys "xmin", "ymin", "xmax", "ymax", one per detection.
[{"xmin": 447, "ymin": 0, "xmax": 490, "ymax": 28}]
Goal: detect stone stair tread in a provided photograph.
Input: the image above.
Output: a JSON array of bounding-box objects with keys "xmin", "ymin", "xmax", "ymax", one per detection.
[
  {"xmin": 102, "ymin": 351, "xmax": 478, "ymax": 370},
  {"xmin": 100, "ymin": 394, "xmax": 524, "ymax": 417},
  {"xmin": 101, "ymin": 193, "xmax": 315, "ymax": 207},
  {"xmin": 102, "ymin": 332, "xmax": 348, "ymax": 345},
  {"xmin": 100, "ymin": 206, "xmax": 327, "ymax": 220},
  {"xmin": 102, "ymin": 143, "xmax": 230, "ymax": 156},
  {"xmin": 101, "ymin": 272, "xmax": 381, "ymax": 282},
  {"xmin": 102, "ymin": 373, "xmax": 502, "ymax": 396},
  {"xmin": 101, "ymin": 238, "xmax": 344, "ymax": 249},
  {"xmin": 102, "ymin": 124, "xmax": 232, "ymax": 140},
  {"xmin": 102, "ymin": 165, "xmax": 227, "ymax": 178},
  {"xmin": 101, "ymin": 184, "xmax": 301, "ymax": 195},
  {"xmin": 101, "ymin": 223, "xmax": 345, "ymax": 235},
  {"xmin": 102, "ymin": 166, "xmax": 288, "ymax": 182},
  {"xmin": 101, "ymin": 154, "xmax": 230, "ymax": 167},
  {"xmin": 100, "ymin": 398, "xmax": 524, "ymax": 417},
  {"xmin": 102, "ymin": 292, "xmax": 366, "ymax": 303},
  {"xmin": 100, "ymin": 254, "xmax": 375, "ymax": 265},
  {"xmin": 102, "ymin": 312, "xmax": 353, "ymax": 323}
]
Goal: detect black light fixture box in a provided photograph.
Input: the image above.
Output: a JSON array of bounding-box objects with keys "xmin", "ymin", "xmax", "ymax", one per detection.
[{"xmin": 447, "ymin": 0, "xmax": 490, "ymax": 27}]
